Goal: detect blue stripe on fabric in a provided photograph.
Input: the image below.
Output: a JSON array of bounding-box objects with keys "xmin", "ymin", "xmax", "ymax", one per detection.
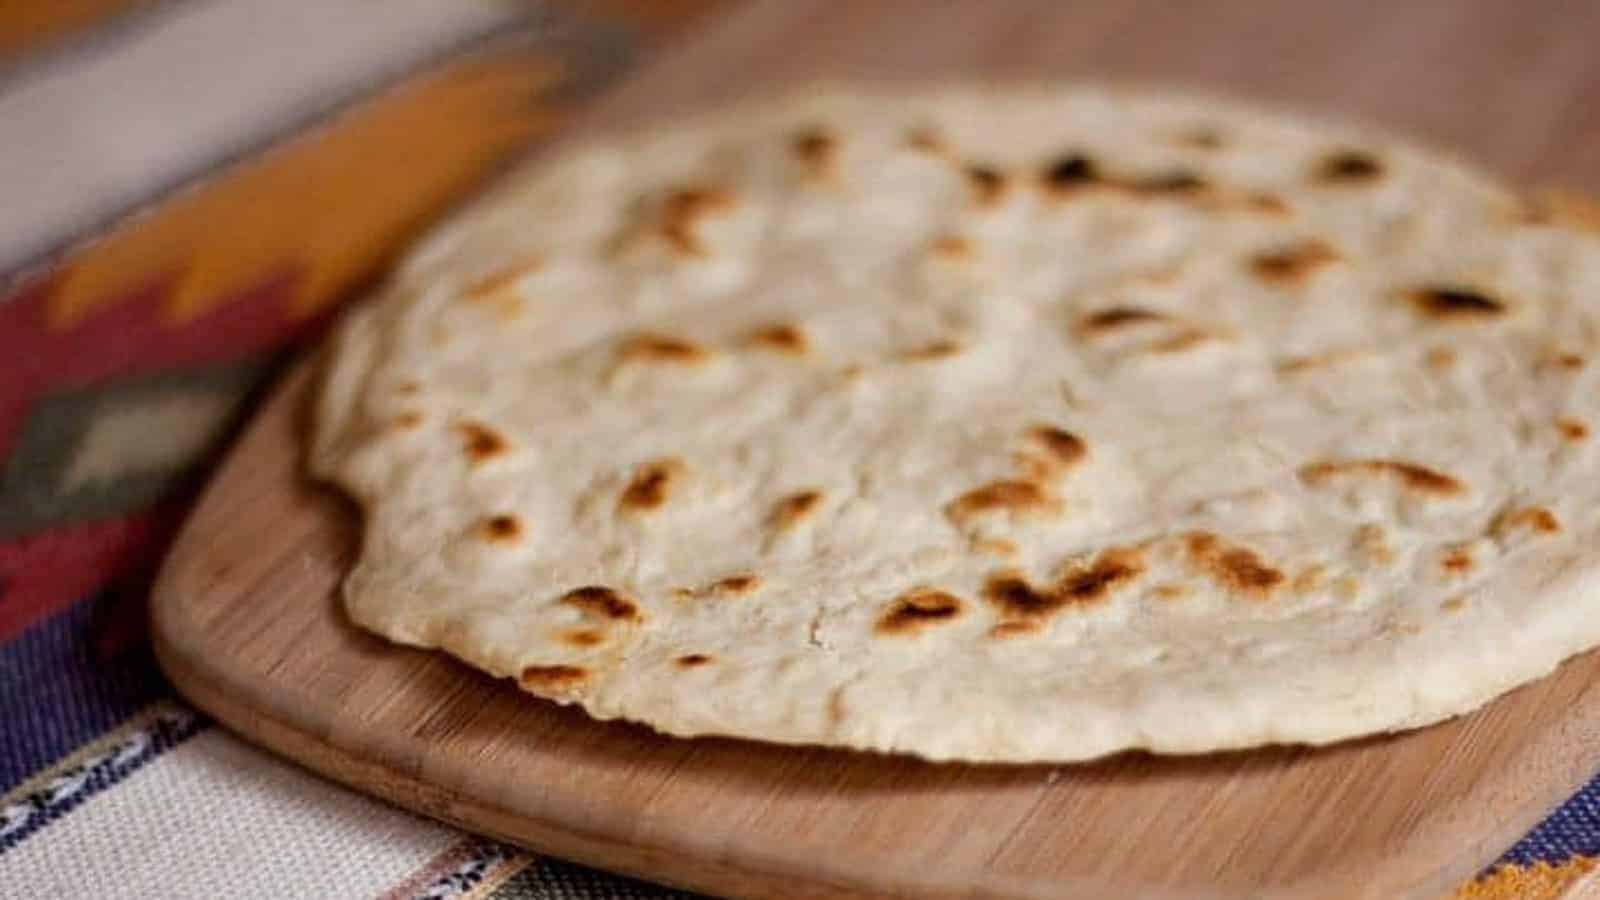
[
  {"xmin": 0, "ymin": 704, "xmax": 206, "ymax": 853},
  {"xmin": 0, "ymin": 593, "xmax": 170, "ymax": 793},
  {"xmin": 411, "ymin": 841, "xmax": 522, "ymax": 900},
  {"xmin": 1499, "ymin": 772, "xmax": 1600, "ymax": 865}
]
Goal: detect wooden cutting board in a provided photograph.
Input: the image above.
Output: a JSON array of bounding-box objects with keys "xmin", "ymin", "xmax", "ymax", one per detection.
[{"xmin": 152, "ymin": 2, "xmax": 1600, "ymax": 898}]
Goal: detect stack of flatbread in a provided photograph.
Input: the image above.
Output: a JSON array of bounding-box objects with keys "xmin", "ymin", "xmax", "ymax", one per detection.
[{"xmin": 312, "ymin": 86, "xmax": 1600, "ymax": 763}]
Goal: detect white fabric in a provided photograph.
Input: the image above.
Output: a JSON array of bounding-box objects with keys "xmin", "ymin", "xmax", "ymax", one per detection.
[{"xmin": 0, "ymin": 729, "xmax": 460, "ymax": 899}]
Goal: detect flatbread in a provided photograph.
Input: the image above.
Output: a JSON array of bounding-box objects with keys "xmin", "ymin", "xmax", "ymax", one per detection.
[{"xmin": 311, "ymin": 85, "xmax": 1600, "ymax": 763}]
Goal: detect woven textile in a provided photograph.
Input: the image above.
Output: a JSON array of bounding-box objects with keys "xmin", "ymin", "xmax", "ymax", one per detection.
[{"xmin": 0, "ymin": 3, "xmax": 1595, "ymax": 898}]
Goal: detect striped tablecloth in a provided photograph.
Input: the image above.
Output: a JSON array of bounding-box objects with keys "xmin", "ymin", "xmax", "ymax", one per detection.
[{"xmin": 0, "ymin": 3, "xmax": 1595, "ymax": 898}]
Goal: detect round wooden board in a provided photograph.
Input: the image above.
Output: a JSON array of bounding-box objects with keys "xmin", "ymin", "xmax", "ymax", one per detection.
[{"xmin": 152, "ymin": 359, "xmax": 1600, "ymax": 900}]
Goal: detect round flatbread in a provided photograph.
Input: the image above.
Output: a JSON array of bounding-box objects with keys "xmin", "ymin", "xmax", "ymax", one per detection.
[{"xmin": 312, "ymin": 85, "xmax": 1600, "ymax": 762}]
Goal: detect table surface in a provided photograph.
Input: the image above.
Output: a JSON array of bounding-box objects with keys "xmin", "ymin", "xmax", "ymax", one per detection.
[{"xmin": 3, "ymin": 2, "xmax": 1600, "ymax": 899}]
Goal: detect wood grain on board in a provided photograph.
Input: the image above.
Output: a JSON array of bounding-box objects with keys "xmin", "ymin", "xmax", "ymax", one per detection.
[{"xmin": 153, "ymin": 2, "xmax": 1600, "ymax": 898}]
